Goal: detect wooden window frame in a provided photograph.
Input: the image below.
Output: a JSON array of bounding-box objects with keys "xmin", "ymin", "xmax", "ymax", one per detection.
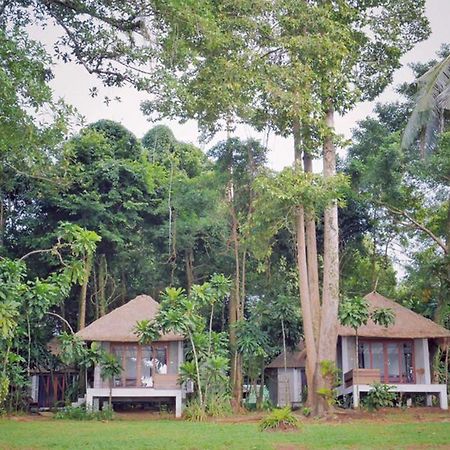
[
  {"xmin": 359, "ymin": 339, "xmax": 415, "ymax": 384},
  {"xmin": 110, "ymin": 342, "xmax": 170, "ymax": 388}
]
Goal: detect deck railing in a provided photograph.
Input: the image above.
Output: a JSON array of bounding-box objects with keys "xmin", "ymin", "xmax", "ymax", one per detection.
[{"xmin": 344, "ymin": 368, "xmax": 381, "ymax": 388}]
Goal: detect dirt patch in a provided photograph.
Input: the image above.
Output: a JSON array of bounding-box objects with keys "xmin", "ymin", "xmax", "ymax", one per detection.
[{"xmin": 5, "ymin": 407, "xmax": 450, "ymax": 425}]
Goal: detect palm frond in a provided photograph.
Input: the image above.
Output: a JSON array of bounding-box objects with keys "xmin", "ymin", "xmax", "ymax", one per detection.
[{"xmin": 402, "ymin": 54, "xmax": 450, "ymax": 153}]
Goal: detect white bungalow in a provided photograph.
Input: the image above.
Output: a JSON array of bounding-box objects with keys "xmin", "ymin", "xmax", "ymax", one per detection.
[
  {"xmin": 76, "ymin": 294, "xmax": 185, "ymax": 417},
  {"xmin": 337, "ymin": 292, "xmax": 450, "ymax": 409}
]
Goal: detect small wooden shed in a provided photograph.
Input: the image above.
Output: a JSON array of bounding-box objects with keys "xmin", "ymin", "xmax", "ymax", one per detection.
[{"xmin": 265, "ymin": 344, "xmax": 306, "ymax": 407}]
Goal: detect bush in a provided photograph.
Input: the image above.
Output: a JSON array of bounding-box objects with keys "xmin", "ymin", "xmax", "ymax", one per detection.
[
  {"xmin": 259, "ymin": 407, "xmax": 299, "ymax": 431},
  {"xmin": 206, "ymin": 394, "xmax": 232, "ymax": 418},
  {"xmin": 302, "ymin": 407, "xmax": 311, "ymax": 417},
  {"xmin": 184, "ymin": 395, "xmax": 233, "ymax": 421},
  {"xmin": 54, "ymin": 405, "xmax": 114, "ymax": 421},
  {"xmin": 363, "ymin": 383, "xmax": 397, "ymax": 411},
  {"xmin": 183, "ymin": 399, "xmax": 207, "ymax": 422}
]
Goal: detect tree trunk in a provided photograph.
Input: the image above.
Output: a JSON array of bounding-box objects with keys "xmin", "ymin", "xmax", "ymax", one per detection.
[
  {"xmin": 93, "ymin": 264, "xmax": 100, "ymax": 320},
  {"xmin": 109, "ymin": 378, "xmax": 113, "ymax": 410},
  {"xmin": 293, "ymin": 120, "xmax": 317, "ymax": 406},
  {"xmin": 303, "ymin": 151, "xmax": 321, "ymax": 343},
  {"xmin": 281, "ymin": 318, "xmax": 290, "ymax": 406},
  {"xmin": 229, "ymin": 179, "xmax": 243, "ymax": 410},
  {"xmin": 189, "ymin": 331, "xmax": 204, "ymax": 408},
  {"xmin": 185, "ymin": 248, "xmax": 194, "ymax": 294},
  {"xmin": 0, "ymin": 190, "xmax": 5, "ymax": 248},
  {"xmin": 78, "ymin": 253, "xmax": 93, "ymax": 330},
  {"xmin": 120, "ymin": 270, "xmax": 127, "ymax": 305},
  {"xmin": 314, "ymin": 105, "xmax": 340, "ymax": 416},
  {"xmin": 98, "ymin": 254, "xmax": 107, "ymax": 317},
  {"xmin": 257, "ymin": 358, "xmax": 265, "ymax": 409}
]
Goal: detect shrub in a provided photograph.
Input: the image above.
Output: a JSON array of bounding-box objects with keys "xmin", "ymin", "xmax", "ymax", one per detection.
[
  {"xmin": 363, "ymin": 383, "xmax": 397, "ymax": 411},
  {"xmin": 206, "ymin": 394, "xmax": 232, "ymax": 418},
  {"xmin": 183, "ymin": 399, "xmax": 207, "ymax": 422},
  {"xmin": 302, "ymin": 406, "xmax": 311, "ymax": 417},
  {"xmin": 259, "ymin": 407, "xmax": 299, "ymax": 431},
  {"xmin": 54, "ymin": 405, "xmax": 113, "ymax": 421}
]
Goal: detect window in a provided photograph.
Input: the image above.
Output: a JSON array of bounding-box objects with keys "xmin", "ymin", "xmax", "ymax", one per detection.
[
  {"xmin": 358, "ymin": 340, "xmax": 415, "ymax": 384},
  {"xmin": 110, "ymin": 343, "xmax": 170, "ymax": 387}
]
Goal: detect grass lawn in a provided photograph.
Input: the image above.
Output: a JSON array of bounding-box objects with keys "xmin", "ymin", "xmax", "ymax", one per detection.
[{"xmin": 1, "ymin": 411, "xmax": 450, "ymax": 450}]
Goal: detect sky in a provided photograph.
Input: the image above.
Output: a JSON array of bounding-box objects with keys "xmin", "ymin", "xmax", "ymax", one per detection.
[{"xmin": 32, "ymin": 0, "xmax": 450, "ymax": 171}]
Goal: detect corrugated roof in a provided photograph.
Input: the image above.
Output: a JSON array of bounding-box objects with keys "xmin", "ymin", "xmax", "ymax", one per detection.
[
  {"xmin": 338, "ymin": 292, "xmax": 450, "ymax": 339},
  {"xmin": 75, "ymin": 294, "xmax": 183, "ymax": 342}
]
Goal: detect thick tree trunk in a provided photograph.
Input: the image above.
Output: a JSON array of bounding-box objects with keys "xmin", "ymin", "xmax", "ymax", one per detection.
[
  {"xmin": 314, "ymin": 105, "xmax": 340, "ymax": 416},
  {"xmin": 303, "ymin": 151, "xmax": 321, "ymax": 342},
  {"xmin": 78, "ymin": 253, "xmax": 93, "ymax": 330},
  {"xmin": 293, "ymin": 121, "xmax": 317, "ymax": 405}
]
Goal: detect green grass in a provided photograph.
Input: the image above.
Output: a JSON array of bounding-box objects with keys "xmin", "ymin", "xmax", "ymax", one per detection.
[{"xmin": 1, "ymin": 417, "xmax": 450, "ymax": 449}]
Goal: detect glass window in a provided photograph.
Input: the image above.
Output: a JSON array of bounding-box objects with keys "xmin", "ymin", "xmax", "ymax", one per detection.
[
  {"xmin": 154, "ymin": 347, "xmax": 168, "ymax": 374},
  {"xmin": 357, "ymin": 340, "xmax": 414, "ymax": 384},
  {"xmin": 141, "ymin": 346, "xmax": 153, "ymax": 387},
  {"xmin": 371, "ymin": 342, "xmax": 384, "ymax": 376},
  {"xmin": 401, "ymin": 342, "xmax": 414, "ymax": 383},
  {"xmin": 111, "ymin": 345, "xmax": 124, "ymax": 387},
  {"xmin": 358, "ymin": 343, "xmax": 369, "ymax": 369},
  {"xmin": 387, "ymin": 343, "xmax": 400, "ymax": 383},
  {"xmin": 124, "ymin": 346, "xmax": 138, "ymax": 387}
]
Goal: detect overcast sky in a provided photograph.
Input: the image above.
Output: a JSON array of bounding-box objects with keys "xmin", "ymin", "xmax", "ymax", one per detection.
[{"xmin": 33, "ymin": 0, "xmax": 450, "ymax": 170}]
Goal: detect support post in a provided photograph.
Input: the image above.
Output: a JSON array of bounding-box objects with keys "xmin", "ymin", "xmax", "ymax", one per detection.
[
  {"xmin": 175, "ymin": 392, "xmax": 182, "ymax": 418},
  {"xmin": 352, "ymin": 385, "xmax": 359, "ymax": 408},
  {"xmin": 439, "ymin": 387, "xmax": 448, "ymax": 410}
]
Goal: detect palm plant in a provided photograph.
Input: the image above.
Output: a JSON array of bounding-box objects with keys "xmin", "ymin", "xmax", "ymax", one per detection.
[
  {"xmin": 100, "ymin": 353, "xmax": 122, "ymax": 410},
  {"xmin": 402, "ymin": 52, "xmax": 450, "ymax": 156},
  {"xmin": 338, "ymin": 296, "xmax": 370, "ymax": 403}
]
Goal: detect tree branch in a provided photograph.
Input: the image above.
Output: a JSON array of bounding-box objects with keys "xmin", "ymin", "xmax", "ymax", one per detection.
[{"xmin": 379, "ymin": 202, "xmax": 447, "ymax": 254}]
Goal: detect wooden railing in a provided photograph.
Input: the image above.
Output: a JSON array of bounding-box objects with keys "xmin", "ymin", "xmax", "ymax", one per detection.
[
  {"xmin": 344, "ymin": 369, "xmax": 381, "ymax": 388},
  {"xmin": 153, "ymin": 374, "xmax": 179, "ymax": 390}
]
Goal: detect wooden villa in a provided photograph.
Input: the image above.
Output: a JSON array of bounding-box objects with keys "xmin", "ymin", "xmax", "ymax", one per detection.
[
  {"xmin": 267, "ymin": 292, "xmax": 450, "ymax": 409},
  {"xmin": 337, "ymin": 292, "xmax": 450, "ymax": 409},
  {"xmin": 75, "ymin": 294, "xmax": 185, "ymax": 417}
]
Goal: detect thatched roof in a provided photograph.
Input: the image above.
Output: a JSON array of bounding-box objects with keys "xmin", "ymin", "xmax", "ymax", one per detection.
[
  {"xmin": 75, "ymin": 294, "xmax": 183, "ymax": 342},
  {"xmin": 338, "ymin": 292, "xmax": 450, "ymax": 340},
  {"xmin": 266, "ymin": 344, "xmax": 306, "ymax": 369}
]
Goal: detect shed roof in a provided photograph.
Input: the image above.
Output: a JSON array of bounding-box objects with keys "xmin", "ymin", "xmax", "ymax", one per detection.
[
  {"xmin": 75, "ymin": 294, "xmax": 183, "ymax": 342},
  {"xmin": 266, "ymin": 344, "xmax": 306, "ymax": 369},
  {"xmin": 338, "ymin": 292, "xmax": 450, "ymax": 340}
]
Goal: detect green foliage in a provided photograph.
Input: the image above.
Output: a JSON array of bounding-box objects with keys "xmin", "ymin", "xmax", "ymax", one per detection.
[
  {"xmin": 135, "ymin": 320, "xmax": 161, "ymax": 345},
  {"xmin": 371, "ymin": 308, "xmax": 396, "ymax": 328},
  {"xmin": 363, "ymin": 383, "xmax": 397, "ymax": 411},
  {"xmin": 183, "ymin": 398, "xmax": 207, "ymax": 422},
  {"xmin": 135, "ymin": 275, "xmax": 231, "ymax": 414},
  {"xmin": 205, "ymin": 394, "xmax": 233, "ymax": 418},
  {"xmin": 259, "ymin": 407, "xmax": 299, "ymax": 432},
  {"xmin": 339, "ymin": 296, "xmax": 370, "ymax": 331},
  {"xmin": 317, "ymin": 360, "xmax": 341, "ymax": 407},
  {"xmin": 54, "ymin": 406, "xmax": 114, "ymax": 421},
  {"xmin": 302, "ymin": 407, "xmax": 311, "ymax": 417},
  {"xmin": 250, "ymin": 168, "xmax": 350, "ymax": 261},
  {"xmin": 100, "ymin": 353, "xmax": 122, "ymax": 385}
]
